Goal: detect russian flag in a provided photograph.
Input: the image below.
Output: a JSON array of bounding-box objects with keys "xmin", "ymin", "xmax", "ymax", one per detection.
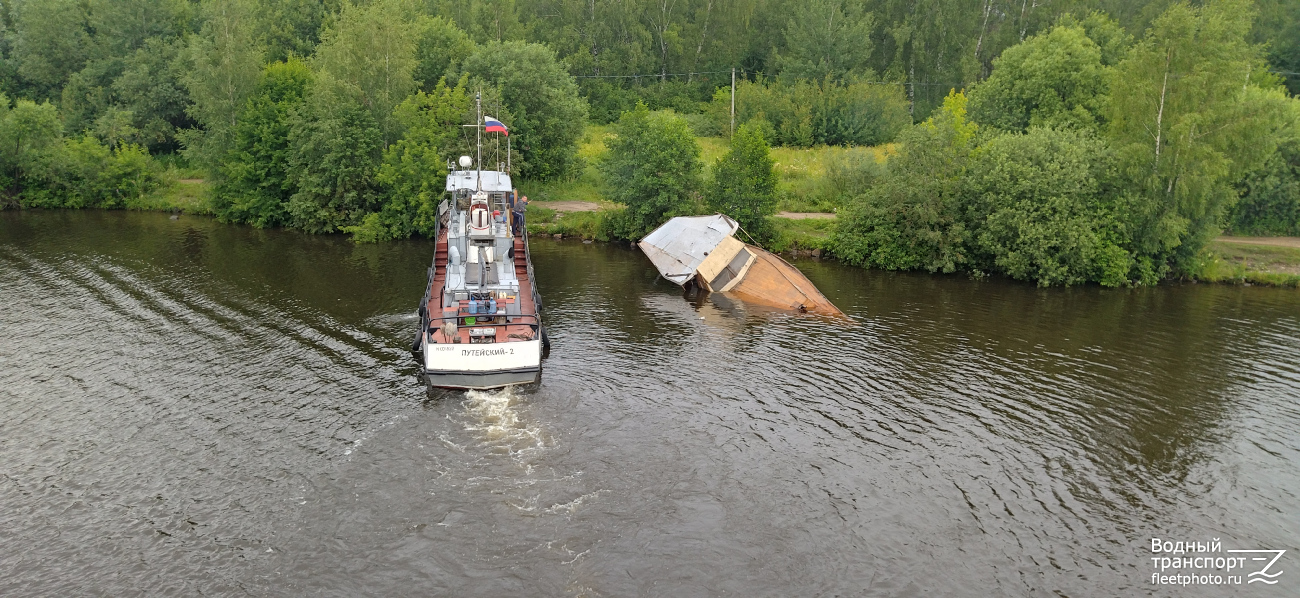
[{"xmin": 484, "ymin": 116, "xmax": 508, "ymax": 135}]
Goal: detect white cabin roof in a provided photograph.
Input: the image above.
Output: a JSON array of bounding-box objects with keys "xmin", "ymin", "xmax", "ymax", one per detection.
[
  {"xmin": 638, "ymin": 214, "xmax": 739, "ymax": 285},
  {"xmin": 446, "ymin": 170, "xmax": 513, "ymax": 192}
]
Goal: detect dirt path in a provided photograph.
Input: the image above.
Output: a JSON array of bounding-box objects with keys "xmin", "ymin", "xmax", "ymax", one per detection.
[
  {"xmin": 1216, "ymin": 236, "xmax": 1300, "ymax": 249},
  {"xmin": 534, "ymin": 200, "xmax": 600, "ymax": 212},
  {"xmin": 776, "ymin": 211, "xmax": 836, "ymax": 220}
]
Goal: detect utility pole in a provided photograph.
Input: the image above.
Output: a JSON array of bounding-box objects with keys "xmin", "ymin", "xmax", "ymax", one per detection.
[{"xmin": 730, "ymin": 67, "xmax": 736, "ymax": 136}]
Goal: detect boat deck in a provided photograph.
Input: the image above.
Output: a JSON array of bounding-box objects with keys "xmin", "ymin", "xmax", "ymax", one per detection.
[{"xmin": 424, "ymin": 230, "xmax": 538, "ymax": 344}]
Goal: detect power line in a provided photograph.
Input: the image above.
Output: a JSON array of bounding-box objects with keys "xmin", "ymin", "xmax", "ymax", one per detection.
[
  {"xmin": 572, "ymin": 69, "xmax": 962, "ymax": 86},
  {"xmin": 573, "ymin": 70, "xmax": 731, "ymax": 79}
]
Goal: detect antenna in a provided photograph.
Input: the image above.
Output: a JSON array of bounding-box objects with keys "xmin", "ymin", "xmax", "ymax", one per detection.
[{"xmin": 475, "ymin": 90, "xmax": 482, "ymax": 191}]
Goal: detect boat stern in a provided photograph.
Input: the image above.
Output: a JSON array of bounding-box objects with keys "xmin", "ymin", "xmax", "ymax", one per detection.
[{"xmin": 422, "ymin": 338, "xmax": 543, "ymax": 390}]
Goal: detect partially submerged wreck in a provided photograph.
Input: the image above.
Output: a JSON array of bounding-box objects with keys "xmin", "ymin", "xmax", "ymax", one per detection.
[{"xmin": 639, "ymin": 215, "xmax": 842, "ymax": 315}]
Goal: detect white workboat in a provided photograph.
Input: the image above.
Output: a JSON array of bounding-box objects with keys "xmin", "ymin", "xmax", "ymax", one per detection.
[{"xmin": 410, "ymin": 96, "xmax": 548, "ymax": 390}]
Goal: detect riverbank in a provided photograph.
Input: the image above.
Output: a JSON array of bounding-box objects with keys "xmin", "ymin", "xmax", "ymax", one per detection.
[
  {"xmin": 1193, "ymin": 238, "xmax": 1300, "ymax": 288},
  {"xmin": 131, "ymin": 177, "xmax": 212, "ymax": 214}
]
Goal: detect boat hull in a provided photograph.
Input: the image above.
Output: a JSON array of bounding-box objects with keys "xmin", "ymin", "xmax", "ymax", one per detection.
[
  {"xmin": 424, "ymin": 368, "xmax": 540, "ymax": 390},
  {"xmin": 422, "ymin": 338, "xmax": 543, "ymax": 390}
]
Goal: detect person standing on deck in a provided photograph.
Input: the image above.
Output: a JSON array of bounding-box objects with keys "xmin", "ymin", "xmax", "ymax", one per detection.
[{"xmin": 512, "ymin": 194, "xmax": 528, "ymax": 236}]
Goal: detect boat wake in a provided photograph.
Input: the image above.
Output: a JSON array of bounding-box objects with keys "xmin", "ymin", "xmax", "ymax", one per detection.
[{"xmin": 462, "ymin": 387, "xmax": 546, "ymax": 465}]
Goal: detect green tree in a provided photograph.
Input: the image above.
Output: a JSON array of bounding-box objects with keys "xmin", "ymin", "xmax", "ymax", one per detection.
[
  {"xmin": 414, "ymin": 16, "xmax": 476, "ymax": 91},
  {"xmin": 314, "ymin": 0, "xmax": 420, "ymax": 148},
  {"xmin": 214, "ymin": 58, "xmax": 313, "ymax": 228},
  {"xmin": 349, "ymin": 76, "xmax": 473, "ymax": 242},
  {"xmin": 832, "ymin": 91, "xmax": 976, "ymax": 273},
  {"xmin": 112, "ymin": 37, "xmax": 193, "ymax": 151},
  {"xmin": 1108, "ymin": 0, "xmax": 1291, "ymax": 277},
  {"xmin": 459, "ymin": 40, "xmax": 588, "ymax": 180},
  {"xmin": 254, "ymin": 0, "xmax": 341, "ymax": 63},
  {"xmin": 1229, "ymin": 120, "xmax": 1300, "ymax": 235},
  {"xmin": 181, "ymin": 0, "xmax": 263, "ymax": 173},
  {"xmin": 776, "ymin": 0, "xmax": 875, "ymax": 83},
  {"xmin": 599, "ymin": 103, "xmax": 702, "ymax": 240},
  {"xmin": 9, "ymin": 0, "xmax": 91, "ymax": 101},
  {"xmin": 967, "ymin": 23, "xmax": 1110, "ymax": 132},
  {"xmin": 707, "ymin": 121, "xmax": 778, "ymax": 239},
  {"xmin": 92, "ymin": 106, "xmax": 140, "ymax": 150},
  {"xmin": 285, "ymin": 74, "xmax": 383, "ymax": 233},
  {"xmin": 0, "ymin": 95, "xmax": 62, "ymax": 200}
]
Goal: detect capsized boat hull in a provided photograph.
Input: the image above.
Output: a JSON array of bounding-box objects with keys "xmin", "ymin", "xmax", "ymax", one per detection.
[{"xmin": 638, "ymin": 215, "xmax": 842, "ymax": 316}]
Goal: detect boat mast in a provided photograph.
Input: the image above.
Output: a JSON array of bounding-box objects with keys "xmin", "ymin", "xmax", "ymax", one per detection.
[{"xmin": 475, "ymin": 90, "xmax": 482, "ymax": 191}]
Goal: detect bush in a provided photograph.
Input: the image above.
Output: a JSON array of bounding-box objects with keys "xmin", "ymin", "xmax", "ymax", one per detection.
[
  {"xmin": 831, "ymin": 92, "xmax": 976, "ymax": 273},
  {"xmin": 214, "ymin": 59, "xmax": 314, "ymax": 228},
  {"xmin": 598, "ymin": 103, "xmax": 703, "ymax": 240},
  {"xmin": 707, "ymin": 122, "xmax": 779, "ymax": 240},
  {"xmin": 27, "ymin": 138, "xmax": 161, "ymax": 208},
  {"xmin": 967, "ymin": 23, "xmax": 1110, "ymax": 132},
  {"xmin": 709, "ymin": 77, "xmax": 910, "ymax": 147},
  {"xmin": 966, "ymin": 127, "xmax": 1132, "ymax": 286},
  {"xmin": 285, "ymin": 75, "xmax": 383, "ymax": 233}
]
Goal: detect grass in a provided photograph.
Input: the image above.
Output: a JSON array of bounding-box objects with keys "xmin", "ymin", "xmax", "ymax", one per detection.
[
  {"xmin": 516, "ymin": 124, "xmax": 616, "ymax": 208},
  {"xmin": 520, "ymin": 120, "xmax": 889, "ymax": 216},
  {"xmin": 768, "ymin": 216, "xmax": 836, "ymax": 253},
  {"xmin": 1192, "ymin": 240, "xmax": 1300, "ymax": 288},
  {"xmin": 124, "ymin": 169, "xmax": 213, "ymax": 214}
]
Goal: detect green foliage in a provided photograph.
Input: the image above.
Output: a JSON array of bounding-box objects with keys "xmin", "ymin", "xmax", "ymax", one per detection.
[
  {"xmin": 598, "ymin": 104, "xmax": 702, "ymax": 240},
  {"xmin": 0, "ymin": 93, "xmax": 161, "ymax": 208},
  {"xmin": 713, "ymin": 77, "xmax": 910, "ymax": 147},
  {"xmin": 414, "ymin": 16, "xmax": 476, "ymax": 91},
  {"xmin": 1067, "ymin": 11, "xmax": 1134, "ymax": 67},
  {"xmin": 92, "ymin": 106, "xmax": 141, "ymax": 150},
  {"xmin": 832, "ymin": 91, "xmax": 975, "ymax": 273},
  {"xmin": 110, "ymin": 37, "xmax": 193, "ymax": 152},
  {"xmin": 1108, "ymin": 0, "xmax": 1292, "ymax": 276},
  {"xmin": 180, "ymin": 0, "xmax": 263, "ymax": 173},
  {"xmin": 1229, "ymin": 135, "xmax": 1300, "ymax": 235},
  {"xmin": 0, "ymin": 95, "xmax": 62, "ymax": 198},
  {"xmin": 314, "ymin": 0, "xmax": 421, "ymax": 148},
  {"xmin": 966, "ymin": 127, "xmax": 1132, "ymax": 286},
  {"xmin": 9, "ymin": 0, "xmax": 92, "ymax": 101},
  {"xmin": 285, "ymin": 74, "xmax": 383, "ymax": 233},
  {"xmin": 349, "ymin": 77, "xmax": 473, "ymax": 242},
  {"xmin": 213, "ymin": 58, "xmax": 313, "ymax": 228},
  {"xmin": 707, "ymin": 122, "xmax": 778, "ymax": 239},
  {"xmin": 775, "ymin": 0, "xmax": 875, "ymax": 83},
  {"xmin": 967, "ymin": 23, "xmax": 1111, "ymax": 132},
  {"xmin": 254, "ymin": 0, "xmax": 341, "ymax": 63},
  {"xmin": 27, "ymin": 137, "xmax": 161, "ymax": 209},
  {"xmin": 459, "ymin": 40, "xmax": 588, "ymax": 180}
]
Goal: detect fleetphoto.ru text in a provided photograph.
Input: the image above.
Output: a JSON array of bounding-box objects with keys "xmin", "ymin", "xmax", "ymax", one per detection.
[{"xmin": 1150, "ymin": 538, "xmax": 1286, "ymax": 587}]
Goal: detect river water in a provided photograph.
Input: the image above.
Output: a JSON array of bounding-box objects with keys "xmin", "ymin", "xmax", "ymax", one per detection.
[{"xmin": 1, "ymin": 210, "xmax": 1298, "ymax": 596}]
